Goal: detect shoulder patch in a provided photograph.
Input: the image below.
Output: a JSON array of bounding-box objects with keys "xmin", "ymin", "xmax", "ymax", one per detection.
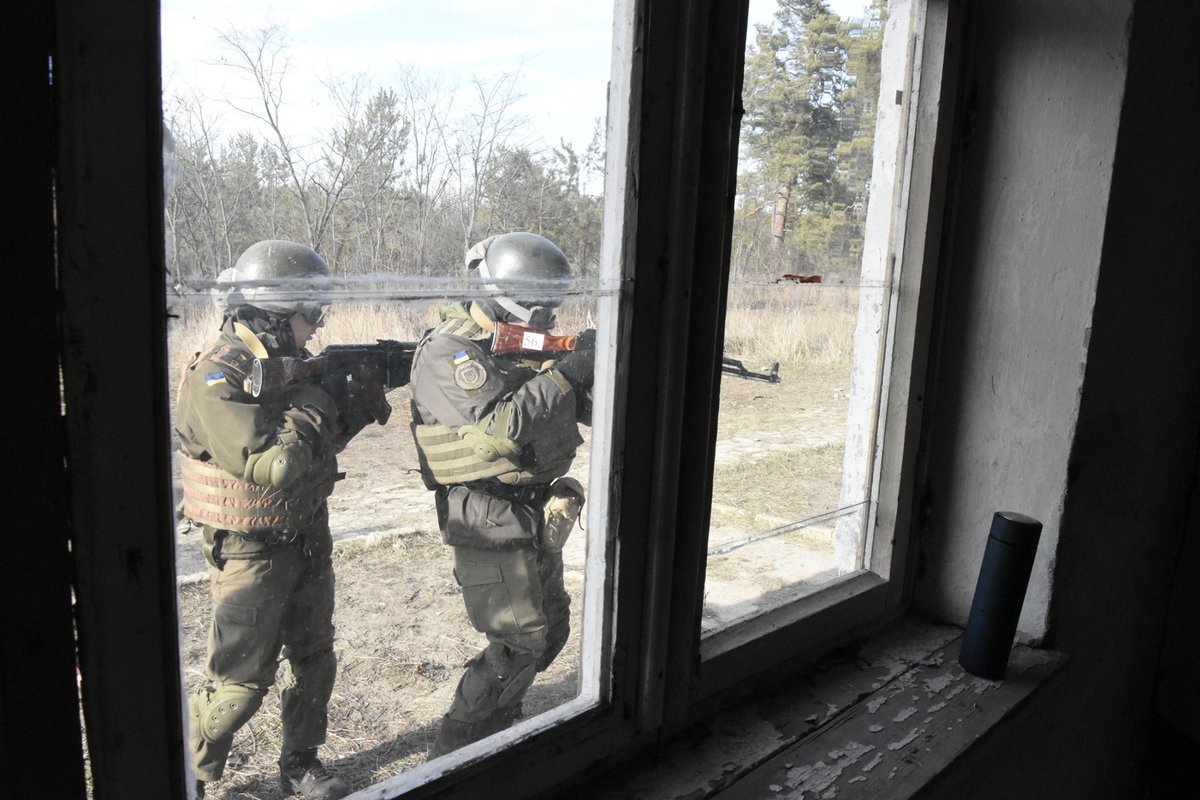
[
  {"xmin": 207, "ymin": 345, "xmax": 254, "ymax": 381},
  {"xmin": 453, "ymin": 359, "xmax": 488, "ymax": 391},
  {"xmin": 204, "ymin": 372, "xmax": 228, "ymax": 387}
]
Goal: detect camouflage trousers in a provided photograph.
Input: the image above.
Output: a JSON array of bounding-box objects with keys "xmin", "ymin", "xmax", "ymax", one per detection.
[
  {"xmin": 189, "ymin": 513, "xmax": 337, "ymax": 782},
  {"xmin": 444, "ymin": 543, "xmax": 571, "ymax": 727}
]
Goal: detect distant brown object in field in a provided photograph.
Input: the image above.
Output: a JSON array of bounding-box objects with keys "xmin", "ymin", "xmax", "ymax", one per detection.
[{"xmin": 780, "ymin": 274, "xmax": 823, "ymax": 284}]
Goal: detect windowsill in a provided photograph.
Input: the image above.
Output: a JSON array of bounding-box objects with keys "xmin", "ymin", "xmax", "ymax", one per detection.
[{"xmin": 570, "ymin": 617, "xmax": 1065, "ymax": 799}]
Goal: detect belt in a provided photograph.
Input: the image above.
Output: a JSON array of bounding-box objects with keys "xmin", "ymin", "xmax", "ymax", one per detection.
[
  {"xmin": 460, "ymin": 480, "xmax": 550, "ymax": 506},
  {"xmin": 236, "ymin": 528, "xmax": 307, "ymax": 547}
]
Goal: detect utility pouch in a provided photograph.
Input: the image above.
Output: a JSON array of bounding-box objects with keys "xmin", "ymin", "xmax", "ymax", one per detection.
[
  {"xmin": 539, "ymin": 477, "xmax": 585, "ymax": 552},
  {"xmin": 202, "ymin": 528, "xmax": 227, "ymax": 570}
]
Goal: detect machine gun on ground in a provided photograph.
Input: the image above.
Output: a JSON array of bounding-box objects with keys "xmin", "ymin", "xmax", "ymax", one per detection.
[
  {"xmin": 248, "ymin": 340, "xmax": 416, "ymax": 425},
  {"xmin": 721, "ymin": 356, "xmax": 781, "ymax": 384}
]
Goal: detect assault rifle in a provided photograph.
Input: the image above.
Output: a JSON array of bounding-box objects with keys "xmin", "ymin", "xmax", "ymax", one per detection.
[
  {"xmin": 721, "ymin": 356, "xmax": 781, "ymax": 384},
  {"xmin": 248, "ymin": 340, "xmax": 416, "ymax": 425}
]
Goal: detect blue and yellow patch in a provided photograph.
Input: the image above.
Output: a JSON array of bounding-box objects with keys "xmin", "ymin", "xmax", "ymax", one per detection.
[
  {"xmin": 204, "ymin": 372, "xmax": 227, "ymax": 386},
  {"xmin": 452, "ymin": 351, "xmax": 472, "ymax": 365}
]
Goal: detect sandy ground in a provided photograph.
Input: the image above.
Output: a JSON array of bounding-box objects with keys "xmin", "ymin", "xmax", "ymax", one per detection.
[{"xmin": 174, "ymin": 363, "xmax": 851, "ymax": 798}]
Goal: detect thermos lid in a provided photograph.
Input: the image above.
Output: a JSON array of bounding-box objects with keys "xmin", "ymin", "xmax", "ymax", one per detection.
[{"xmin": 990, "ymin": 511, "xmax": 1043, "ymax": 546}]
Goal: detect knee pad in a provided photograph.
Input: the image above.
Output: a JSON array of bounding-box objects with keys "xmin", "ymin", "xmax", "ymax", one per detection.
[
  {"xmin": 194, "ymin": 683, "xmax": 264, "ymax": 744},
  {"xmin": 481, "ymin": 640, "xmax": 540, "ymax": 709},
  {"xmin": 496, "ymin": 663, "xmax": 537, "ymax": 708}
]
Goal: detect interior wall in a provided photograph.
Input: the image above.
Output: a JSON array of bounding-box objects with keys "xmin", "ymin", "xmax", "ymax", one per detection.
[
  {"xmin": 911, "ymin": 0, "xmax": 1135, "ymax": 639},
  {"xmin": 915, "ymin": 0, "xmax": 1200, "ymax": 796}
]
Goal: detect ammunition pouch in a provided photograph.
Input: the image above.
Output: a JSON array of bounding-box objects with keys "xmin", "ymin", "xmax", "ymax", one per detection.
[{"xmin": 539, "ymin": 477, "xmax": 585, "ymax": 552}]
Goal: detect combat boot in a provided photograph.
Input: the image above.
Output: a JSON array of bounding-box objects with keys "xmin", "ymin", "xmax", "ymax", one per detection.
[
  {"xmin": 279, "ymin": 749, "xmax": 347, "ymax": 799},
  {"xmin": 195, "ymin": 780, "xmax": 205, "ymax": 798},
  {"xmin": 427, "ymin": 705, "xmax": 523, "ymax": 760}
]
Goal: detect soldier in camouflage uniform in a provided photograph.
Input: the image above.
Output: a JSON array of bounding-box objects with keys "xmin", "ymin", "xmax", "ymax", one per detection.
[
  {"xmin": 409, "ymin": 232, "xmax": 594, "ymax": 757},
  {"xmin": 176, "ymin": 240, "xmax": 359, "ymax": 800}
]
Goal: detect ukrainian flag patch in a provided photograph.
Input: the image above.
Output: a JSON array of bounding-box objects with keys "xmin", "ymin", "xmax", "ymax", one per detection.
[
  {"xmin": 204, "ymin": 372, "xmax": 227, "ymax": 386},
  {"xmin": 452, "ymin": 351, "xmax": 471, "ymax": 365}
]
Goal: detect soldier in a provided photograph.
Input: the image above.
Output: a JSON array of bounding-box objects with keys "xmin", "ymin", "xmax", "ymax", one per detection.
[
  {"xmin": 409, "ymin": 232, "xmax": 594, "ymax": 757},
  {"xmin": 176, "ymin": 240, "xmax": 358, "ymax": 799}
]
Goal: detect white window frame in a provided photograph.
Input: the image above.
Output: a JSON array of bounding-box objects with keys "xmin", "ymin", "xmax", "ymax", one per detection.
[{"xmin": 687, "ymin": 0, "xmax": 958, "ymax": 710}]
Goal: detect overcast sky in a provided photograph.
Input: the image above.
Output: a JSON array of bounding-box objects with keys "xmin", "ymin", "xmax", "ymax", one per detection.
[{"xmin": 161, "ymin": 0, "xmax": 869, "ymax": 151}]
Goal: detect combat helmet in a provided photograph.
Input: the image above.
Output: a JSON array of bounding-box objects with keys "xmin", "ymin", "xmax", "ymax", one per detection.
[
  {"xmin": 215, "ymin": 240, "xmax": 331, "ymax": 324},
  {"xmin": 468, "ymin": 232, "xmax": 571, "ymax": 324}
]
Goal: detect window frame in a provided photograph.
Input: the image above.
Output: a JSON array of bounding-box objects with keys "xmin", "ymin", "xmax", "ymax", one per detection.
[
  {"xmin": 55, "ymin": 0, "xmax": 962, "ymax": 797},
  {"xmin": 695, "ymin": 0, "xmax": 961, "ymax": 703}
]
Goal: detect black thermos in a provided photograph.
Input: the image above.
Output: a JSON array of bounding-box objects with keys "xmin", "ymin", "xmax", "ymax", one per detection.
[{"xmin": 958, "ymin": 511, "xmax": 1043, "ymax": 679}]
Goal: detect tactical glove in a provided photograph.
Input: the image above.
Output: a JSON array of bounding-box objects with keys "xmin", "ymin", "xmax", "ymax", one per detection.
[
  {"xmin": 243, "ymin": 430, "xmax": 313, "ymax": 488},
  {"xmin": 287, "ymin": 382, "xmax": 340, "ymax": 425},
  {"xmin": 554, "ymin": 328, "xmax": 596, "ymax": 390}
]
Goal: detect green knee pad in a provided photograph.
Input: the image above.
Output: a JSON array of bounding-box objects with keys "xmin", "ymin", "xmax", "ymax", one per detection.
[{"xmin": 195, "ymin": 683, "xmax": 265, "ymax": 743}]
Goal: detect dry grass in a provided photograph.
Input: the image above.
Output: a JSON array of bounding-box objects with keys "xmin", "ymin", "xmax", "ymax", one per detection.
[
  {"xmin": 721, "ymin": 284, "xmax": 859, "ymax": 368},
  {"xmin": 712, "ymin": 441, "xmax": 846, "ymax": 522}
]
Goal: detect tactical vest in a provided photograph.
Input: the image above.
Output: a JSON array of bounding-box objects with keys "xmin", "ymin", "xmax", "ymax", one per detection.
[
  {"xmin": 179, "ymin": 453, "xmax": 335, "ymax": 532},
  {"xmin": 410, "ymin": 308, "xmax": 580, "ymax": 487}
]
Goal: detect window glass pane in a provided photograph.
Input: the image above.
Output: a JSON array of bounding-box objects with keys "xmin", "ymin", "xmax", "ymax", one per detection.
[
  {"xmin": 705, "ymin": 0, "xmax": 909, "ymax": 635},
  {"xmin": 161, "ymin": 2, "xmax": 615, "ymax": 794}
]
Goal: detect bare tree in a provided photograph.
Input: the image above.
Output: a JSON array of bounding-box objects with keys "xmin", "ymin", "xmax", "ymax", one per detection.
[
  {"xmin": 213, "ymin": 25, "xmax": 322, "ymax": 241},
  {"xmin": 451, "ymin": 71, "xmax": 529, "ymax": 247},
  {"xmin": 319, "ymin": 77, "xmax": 408, "ymax": 271},
  {"xmin": 396, "ymin": 65, "xmax": 459, "ymax": 275},
  {"xmin": 164, "ymin": 90, "xmax": 260, "ymax": 279},
  {"xmin": 213, "ymin": 24, "xmax": 407, "ymax": 257}
]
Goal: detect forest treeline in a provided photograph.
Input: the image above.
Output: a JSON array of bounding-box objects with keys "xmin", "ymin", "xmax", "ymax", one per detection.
[{"xmin": 164, "ymin": 0, "xmax": 886, "ymax": 288}]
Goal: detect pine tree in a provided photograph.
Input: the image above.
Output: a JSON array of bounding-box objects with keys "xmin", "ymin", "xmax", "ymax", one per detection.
[{"xmin": 737, "ymin": 0, "xmax": 887, "ymax": 280}]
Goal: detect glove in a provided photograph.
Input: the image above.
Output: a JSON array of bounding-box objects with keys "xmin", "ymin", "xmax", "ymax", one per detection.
[
  {"xmin": 243, "ymin": 430, "xmax": 313, "ymax": 489},
  {"xmin": 288, "ymin": 382, "xmax": 339, "ymax": 425},
  {"xmin": 555, "ymin": 329, "xmax": 596, "ymax": 390},
  {"xmin": 322, "ymin": 368, "xmax": 389, "ymax": 430}
]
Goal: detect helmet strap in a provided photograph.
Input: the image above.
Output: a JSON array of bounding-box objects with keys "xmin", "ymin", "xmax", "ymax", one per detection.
[
  {"xmin": 476, "ymin": 257, "xmax": 535, "ymax": 322},
  {"xmin": 468, "ymin": 301, "xmax": 497, "ymax": 334}
]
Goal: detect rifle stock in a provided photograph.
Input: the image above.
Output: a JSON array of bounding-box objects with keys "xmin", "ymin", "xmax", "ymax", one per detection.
[{"xmin": 491, "ymin": 321, "xmax": 579, "ymax": 355}]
